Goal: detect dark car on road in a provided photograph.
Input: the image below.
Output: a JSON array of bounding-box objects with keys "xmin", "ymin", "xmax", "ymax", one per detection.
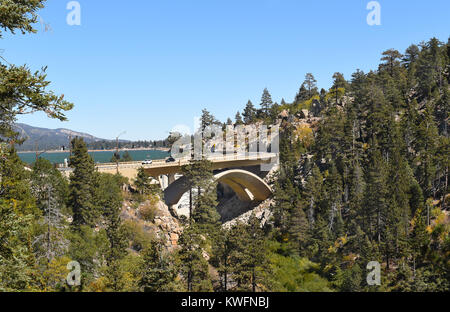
[{"xmin": 165, "ymin": 156, "xmax": 176, "ymax": 163}]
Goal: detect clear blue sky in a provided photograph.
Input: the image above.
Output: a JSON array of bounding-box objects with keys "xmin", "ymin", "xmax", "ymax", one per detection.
[{"xmin": 4, "ymin": 0, "xmax": 449, "ymax": 140}]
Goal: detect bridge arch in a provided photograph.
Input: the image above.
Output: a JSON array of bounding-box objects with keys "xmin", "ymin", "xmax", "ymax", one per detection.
[{"xmin": 164, "ymin": 169, "xmax": 272, "ymax": 206}]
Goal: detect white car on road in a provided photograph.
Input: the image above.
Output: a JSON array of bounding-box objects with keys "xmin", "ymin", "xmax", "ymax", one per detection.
[{"xmin": 142, "ymin": 159, "xmax": 153, "ymax": 165}]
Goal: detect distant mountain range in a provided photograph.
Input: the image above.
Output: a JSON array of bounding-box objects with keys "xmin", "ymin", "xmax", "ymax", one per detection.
[{"xmin": 14, "ymin": 123, "xmax": 111, "ymax": 151}]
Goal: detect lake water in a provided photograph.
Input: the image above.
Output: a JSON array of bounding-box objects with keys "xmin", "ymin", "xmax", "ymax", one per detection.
[{"xmin": 18, "ymin": 149, "xmax": 169, "ymax": 164}]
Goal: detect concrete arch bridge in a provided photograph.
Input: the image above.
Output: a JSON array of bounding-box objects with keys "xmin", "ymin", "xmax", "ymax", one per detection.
[
  {"xmin": 60, "ymin": 153, "xmax": 277, "ymax": 209},
  {"xmin": 164, "ymin": 169, "xmax": 272, "ymax": 207}
]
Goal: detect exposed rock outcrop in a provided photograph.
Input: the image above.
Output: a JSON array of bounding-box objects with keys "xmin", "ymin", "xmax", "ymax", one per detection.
[
  {"xmin": 222, "ymin": 198, "xmax": 274, "ymax": 229},
  {"xmin": 121, "ymin": 197, "xmax": 183, "ymax": 251}
]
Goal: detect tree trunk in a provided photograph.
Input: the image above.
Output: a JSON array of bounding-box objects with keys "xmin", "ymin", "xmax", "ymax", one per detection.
[
  {"xmin": 189, "ymin": 188, "xmax": 192, "ymax": 223},
  {"xmin": 252, "ymin": 268, "xmax": 256, "ymax": 292}
]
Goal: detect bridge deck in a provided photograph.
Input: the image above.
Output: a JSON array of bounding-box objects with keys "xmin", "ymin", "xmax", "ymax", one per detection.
[{"xmin": 59, "ymin": 153, "xmax": 278, "ymax": 180}]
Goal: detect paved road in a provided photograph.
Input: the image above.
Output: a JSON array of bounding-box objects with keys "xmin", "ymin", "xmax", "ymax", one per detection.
[{"xmin": 59, "ymin": 152, "xmax": 278, "ymax": 180}]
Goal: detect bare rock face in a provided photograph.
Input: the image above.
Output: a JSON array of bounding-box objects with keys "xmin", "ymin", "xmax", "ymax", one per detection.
[
  {"xmin": 279, "ymin": 109, "xmax": 289, "ymax": 119},
  {"xmin": 121, "ymin": 196, "xmax": 183, "ymax": 251},
  {"xmin": 153, "ymin": 215, "xmax": 183, "ymax": 250},
  {"xmin": 217, "ymin": 194, "xmax": 255, "ymax": 222},
  {"xmin": 152, "ymin": 199, "xmax": 183, "ymax": 250},
  {"xmin": 222, "ymin": 198, "xmax": 274, "ymax": 229}
]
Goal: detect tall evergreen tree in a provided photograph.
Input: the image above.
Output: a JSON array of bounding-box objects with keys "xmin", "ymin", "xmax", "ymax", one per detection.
[
  {"xmin": 134, "ymin": 167, "xmax": 154, "ymax": 195},
  {"xmin": 243, "ymin": 100, "xmax": 257, "ymax": 124},
  {"xmin": 363, "ymin": 147, "xmax": 388, "ymax": 242},
  {"xmin": 0, "ymin": 145, "xmax": 37, "ymax": 215},
  {"xmin": 31, "ymin": 158, "xmax": 68, "ymax": 213},
  {"xmin": 31, "ymin": 158, "xmax": 69, "ymax": 265},
  {"xmin": 211, "ymin": 227, "xmax": 234, "ymax": 291},
  {"xmin": 260, "ymin": 88, "xmax": 273, "ymax": 117},
  {"xmin": 235, "ymin": 111, "xmax": 244, "ymax": 125},
  {"xmin": 182, "ymin": 160, "xmax": 220, "ymax": 228},
  {"xmin": 295, "ymin": 73, "xmax": 319, "ymax": 104},
  {"xmin": 243, "ymin": 216, "xmax": 267, "ymax": 292},
  {"xmin": 95, "ymin": 174, "xmax": 127, "ymax": 267},
  {"xmin": 177, "ymin": 225, "xmax": 213, "ymax": 292},
  {"xmin": 0, "ymin": 199, "xmax": 35, "ymax": 291},
  {"xmin": 294, "ymin": 84, "xmax": 309, "ymax": 104},
  {"xmin": 287, "ymin": 203, "xmax": 309, "ymax": 255},
  {"xmin": 200, "ymin": 109, "xmax": 219, "ymax": 131},
  {"xmin": 379, "ymin": 49, "xmax": 403, "ymax": 75},
  {"xmin": 414, "ymin": 102, "xmax": 439, "ymax": 198},
  {"xmin": 303, "ymin": 73, "xmax": 318, "ymax": 98},
  {"xmin": 139, "ymin": 240, "xmax": 176, "ymax": 292},
  {"xmin": 68, "ymin": 137, "xmax": 97, "ymax": 227}
]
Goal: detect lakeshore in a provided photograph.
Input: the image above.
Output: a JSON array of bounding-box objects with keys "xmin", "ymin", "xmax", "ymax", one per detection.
[
  {"xmin": 18, "ymin": 148, "xmax": 170, "ymax": 164},
  {"xmin": 17, "ymin": 147, "xmax": 170, "ymax": 154}
]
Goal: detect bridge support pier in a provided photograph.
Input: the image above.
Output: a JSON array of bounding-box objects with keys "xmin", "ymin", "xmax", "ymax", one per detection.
[
  {"xmin": 158, "ymin": 174, "xmax": 177, "ymax": 191},
  {"xmin": 159, "ymin": 175, "xmax": 168, "ymax": 190},
  {"xmin": 168, "ymin": 173, "xmax": 176, "ymax": 185}
]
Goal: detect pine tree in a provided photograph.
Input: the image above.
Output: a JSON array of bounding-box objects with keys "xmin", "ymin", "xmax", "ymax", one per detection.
[
  {"xmin": 380, "ymin": 49, "xmax": 403, "ymax": 75},
  {"xmin": 260, "ymin": 88, "xmax": 273, "ymax": 117},
  {"xmin": 268, "ymin": 102, "xmax": 280, "ymax": 125},
  {"xmin": 403, "ymin": 44, "xmax": 420, "ymax": 68},
  {"xmin": 31, "ymin": 158, "xmax": 68, "ymax": 213},
  {"xmin": 294, "ymin": 84, "xmax": 309, "ymax": 104},
  {"xmin": 177, "ymin": 225, "xmax": 213, "ymax": 291},
  {"xmin": 224, "ymin": 218, "xmax": 268, "ymax": 292},
  {"xmin": 340, "ymin": 263, "xmax": 363, "ymax": 292},
  {"xmin": 278, "ymin": 122, "xmax": 297, "ymax": 181},
  {"xmin": 182, "ymin": 160, "xmax": 220, "ymax": 228},
  {"xmin": 332, "ymin": 72, "xmax": 349, "ymax": 90},
  {"xmin": 325, "ymin": 164, "xmax": 343, "ymax": 234},
  {"xmin": 287, "ymin": 203, "xmax": 309, "ymax": 255},
  {"xmin": 235, "ymin": 111, "xmax": 243, "ymax": 125},
  {"xmin": 414, "ymin": 102, "xmax": 439, "ymax": 198},
  {"xmin": 408, "ymin": 205, "xmax": 430, "ymax": 277},
  {"xmin": 303, "ymin": 73, "xmax": 318, "ymax": 98},
  {"xmin": 31, "ymin": 159, "xmax": 69, "ymax": 265},
  {"xmin": 244, "ymin": 216, "xmax": 267, "ymax": 292},
  {"xmin": 211, "ymin": 227, "xmax": 234, "ymax": 291},
  {"xmin": 139, "ymin": 240, "xmax": 176, "ymax": 292},
  {"xmin": 329, "ymin": 73, "xmax": 348, "ymax": 106},
  {"xmin": 401, "ymin": 99, "xmax": 420, "ymax": 157},
  {"xmin": 0, "ymin": 199, "xmax": 35, "ymax": 291},
  {"xmin": 200, "ymin": 109, "xmax": 219, "ymax": 131},
  {"xmin": 403, "ymin": 44, "xmax": 420, "ymax": 90},
  {"xmin": 243, "ymin": 100, "xmax": 257, "ymax": 124},
  {"xmin": 306, "ymin": 216, "xmax": 332, "ymax": 264},
  {"xmin": 134, "ymin": 167, "xmax": 154, "ymax": 195},
  {"xmin": 363, "ymin": 147, "xmax": 388, "ymax": 243},
  {"xmin": 416, "ymin": 38, "xmax": 446, "ymax": 97},
  {"xmin": 95, "ymin": 174, "xmax": 127, "ymax": 268},
  {"xmin": 349, "ymin": 161, "xmax": 366, "ymax": 223},
  {"xmin": 295, "ymin": 73, "xmax": 318, "ymax": 104},
  {"xmin": 0, "ymin": 145, "xmax": 37, "ymax": 216},
  {"xmin": 272, "ymin": 178, "xmax": 297, "ymax": 235},
  {"xmin": 384, "ymin": 128, "xmax": 416, "ymax": 265},
  {"xmin": 68, "ymin": 137, "xmax": 98, "ymax": 227},
  {"xmin": 303, "ymin": 166, "xmax": 324, "ymax": 227}
]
